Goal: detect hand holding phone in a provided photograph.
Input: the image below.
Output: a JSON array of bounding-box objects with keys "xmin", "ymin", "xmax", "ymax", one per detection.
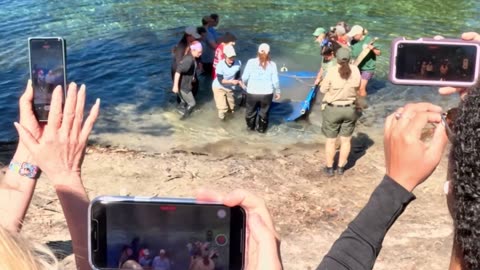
[
  {"xmin": 389, "ymin": 37, "xmax": 480, "ymax": 87},
  {"xmin": 89, "ymin": 196, "xmax": 246, "ymax": 270},
  {"xmin": 196, "ymin": 189, "xmax": 282, "ymax": 270},
  {"xmin": 28, "ymin": 37, "xmax": 66, "ymax": 122}
]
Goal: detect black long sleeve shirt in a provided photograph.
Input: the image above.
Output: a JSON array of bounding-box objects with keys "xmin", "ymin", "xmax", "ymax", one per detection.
[{"xmin": 317, "ymin": 175, "xmax": 416, "ymax": 270}]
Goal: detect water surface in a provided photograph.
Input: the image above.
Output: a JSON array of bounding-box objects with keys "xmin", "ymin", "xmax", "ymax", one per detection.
[{"xmin": 1, "ymin": 0, "xmax": 479, "ymax": 151}]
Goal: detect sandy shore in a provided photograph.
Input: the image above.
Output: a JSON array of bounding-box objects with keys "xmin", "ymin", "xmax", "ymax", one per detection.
[{"xmin": 0, "ymin": 132, "xmax": 452, "ymax": 269}]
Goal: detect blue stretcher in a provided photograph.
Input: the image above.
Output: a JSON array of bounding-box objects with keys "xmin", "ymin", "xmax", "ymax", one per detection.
[{"xmin": 271, "ymin": 71, "xmax": 319, "ymax": 122}]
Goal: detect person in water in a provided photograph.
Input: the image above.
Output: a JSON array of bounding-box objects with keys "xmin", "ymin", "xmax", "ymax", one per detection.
[
  {"xmin": 320, "ymin": 47, "xmax": 361, "ymax": 176},
  {"xmin": 348, "ymin": 24, "xmax": 381, "ymax": 109},
  {"xmin": 211, "ymin": 45, "xmax": 243, "ymax": 120},
  {"xmin": 172, "ymin": 41, "xmax": 203, "ymax": 118},
  {"xmin": 242, "ymin": 43, "xmax": 280, "ymax": 133},
  {"xmin": 212, "ymin": 32, "xmax": 237, "ymax": 80}
]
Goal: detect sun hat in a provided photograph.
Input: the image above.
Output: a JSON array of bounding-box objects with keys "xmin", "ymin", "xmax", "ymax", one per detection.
[
  {"xmin": 336, "ymin": 47, "xmax": 351, "ymax": 62},
  {"xmin": 312, "ymin": 27, "xmax": 326, "ymax": 36},
  {"xmin": 346, "ymin": 25, "xmax": 364, "ymax": 37},
  {"xmin": 258, "ymin": 43, "xmax": 270, "ymax": 54},
  {"xmin": 223, "ymin": 45, "xmax": 236, "ymax": 57},
  {"xmin": 185, "ymin": 26, "xmax": 201, "ymax": 39}
]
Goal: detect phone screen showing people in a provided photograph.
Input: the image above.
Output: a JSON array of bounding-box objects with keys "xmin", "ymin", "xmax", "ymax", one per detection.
[
  {"xmin": 29, "ymin": 37, "xmax": 66, "ymax": 121},
  {"xmin": 395, "ymin": 43, "xmax": 477, "ymax": 83},
  {"xmin": 91, "ymin": 200, "xmax": 245, "ymax": 270}
]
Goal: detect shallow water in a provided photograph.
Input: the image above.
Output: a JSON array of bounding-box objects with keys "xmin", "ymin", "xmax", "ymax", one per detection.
[{"xmin": 1, "ymin": 0, "xmax": 479, "ymax": 151}]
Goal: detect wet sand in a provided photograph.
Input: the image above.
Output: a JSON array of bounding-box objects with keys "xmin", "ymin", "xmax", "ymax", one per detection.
[{"xmin": 0, "ymin": 131, "xmax": 452, "ymax": 269}]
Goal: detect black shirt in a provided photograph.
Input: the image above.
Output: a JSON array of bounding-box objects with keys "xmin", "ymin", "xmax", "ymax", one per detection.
[{"xmin": 176, "ymin": 54, "xmax": 197, "ymax": 93}]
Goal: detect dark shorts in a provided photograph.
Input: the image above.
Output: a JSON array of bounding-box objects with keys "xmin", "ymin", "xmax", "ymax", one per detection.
[
  {"xmin": 361, "ymin": 71, "xmax": 375, "ymax": 80},
  {"xmin": 322, "ymin": 105, "xmax": 358, "ymax": 138}
]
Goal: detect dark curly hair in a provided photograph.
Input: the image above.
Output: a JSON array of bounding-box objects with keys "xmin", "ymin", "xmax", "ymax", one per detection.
[{"xmin": 452, "ymin": 87, "xmax": 480, "ymax": 269}]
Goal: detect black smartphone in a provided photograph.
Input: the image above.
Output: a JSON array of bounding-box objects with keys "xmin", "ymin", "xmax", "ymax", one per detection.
[
  {"xmin": 389, "ymin": 37, "xmax": 480, "ymax": 87},
  {"xmin": 28, "ymin": 37, "xmax": 67, "ymax": 122},
  {"xmin": 89, "ymin": 196, "xmax": 246, "ymax": 270}
]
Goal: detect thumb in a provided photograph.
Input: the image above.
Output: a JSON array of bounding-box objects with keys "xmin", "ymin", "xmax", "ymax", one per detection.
[
  {"xmin": 14, "ymin": 122, "xmax": 40, "ymax": 153},
  {"xmin": 249, "ymin": 213, "xmax": 282, "ymax": 270}
]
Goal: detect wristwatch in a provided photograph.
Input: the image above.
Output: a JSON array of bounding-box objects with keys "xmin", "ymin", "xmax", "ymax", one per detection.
[{"xmin": 8, "ymin": 161, "xmax": 41, "ymax": 179}]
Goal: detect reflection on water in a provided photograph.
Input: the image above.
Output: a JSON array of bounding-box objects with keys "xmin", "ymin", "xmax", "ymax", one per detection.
[{"xmin": 0, "ymin": 0, "xmax": 479, "ymax": 150}]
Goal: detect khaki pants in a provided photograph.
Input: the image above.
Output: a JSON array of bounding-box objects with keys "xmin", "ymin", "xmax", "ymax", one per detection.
[{"xmin": 212, "ymin": 87, "xmax": 235, "ymax": 119}]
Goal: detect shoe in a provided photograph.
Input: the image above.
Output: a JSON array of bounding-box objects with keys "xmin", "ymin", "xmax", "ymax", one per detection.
[
  {"xmin": 337, "ymin": 166, "xmax": 345, "ymax": 175},
  {"xmin": 179, "ymin": 106, "xmax": 194, "ymax": 120},
  {"xmin": 256, "ymin": 117, "xmax": 269, "ymax": 133},
  {"xmin": 323, "ymin": 167, "xmax": 334, "ymax": 177},
  {"xmin": 246, "ymin": 116, "xmax": 256, "ymax": 130},
  {"xmin": 218, "ymin": 112, "xmax": 226, "ymax": 120}
]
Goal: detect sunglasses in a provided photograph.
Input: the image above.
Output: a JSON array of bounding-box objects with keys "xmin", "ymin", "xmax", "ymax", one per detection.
[{"xmin": 441, "ymin": 107, "xmax": 459, "ymax": 141}]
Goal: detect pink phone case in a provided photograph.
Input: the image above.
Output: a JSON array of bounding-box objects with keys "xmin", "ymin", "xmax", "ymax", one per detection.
[{"xmin": 389, "ymin": 37, "xmax": 480, "ymax": 87}]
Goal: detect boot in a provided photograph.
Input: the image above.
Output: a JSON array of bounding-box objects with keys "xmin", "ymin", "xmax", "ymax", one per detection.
[
  {"xmin": 180, "ymin": 105, "xmax": 195, "ymax": 120},
  {"xmin": 246, "ymin": 116, "xmax": 256, "ymax": 130},
  {"xmin": 256, "ymin": 117, "xmax": 269, "ymax": 133}
]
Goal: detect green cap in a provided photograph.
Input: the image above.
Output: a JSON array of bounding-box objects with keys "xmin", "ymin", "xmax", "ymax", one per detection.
[
  {"xmin": 336, "ymin": 47, "xmax": 351, "ymax": 62},
  {"xmin": 312, "ymin": 27, "xmax": 326, "ymax": 36}
]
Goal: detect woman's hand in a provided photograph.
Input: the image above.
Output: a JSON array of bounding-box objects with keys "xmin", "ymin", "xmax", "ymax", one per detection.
[
  {"xmin": 196, "ymin": 189, "xmax": 282, "ymax": 270},
  {"xmin": 13, "ymin": 80, "xmax": 44, "ymax": 162},
  {"xmin": 438, "ymin": 32, "xmax": 480, "ymax": 99},
  {"xmin": 14, "ymin": 82, "xmax": 100, "ymax": 186},
  {"xmin": 384, "ymin": 102, "xmax": 448, "ymax": 192}
]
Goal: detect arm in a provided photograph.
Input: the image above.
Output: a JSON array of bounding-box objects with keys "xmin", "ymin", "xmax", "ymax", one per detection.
[
  {"xmin": 320, "ymin": 69, "xmax": 332, "ymax": 94},
  {"xmin": 207, "ymin": 32, "xmax": 217, "ymax": 50},
  {"xmin": 241, "ymin": 60, "xmax": 252, "ymax": 85},
  {"xmin": 271, "ymin": 63, "xmax": 280, "ymax": 96},
  {"xmin": 15, "ymin": 83, "xmax": 100, "ymax": 270},
  {"xmin": 0, "ymin": 148, "xmax": 38, "ymax": 232},
  {"xmin": 0, "ymin": 80, "xmax": 43, "ymax": 232},
  {"xmin": 314, "ymin": 66, "xmax": 324, "ymax": 86},
  {"xmin": 317, "ymin": 175, "xmax": 415, "ymax": 270},
  {"xmin": 172, "ymin": 72, "xmax": 181, "ymax": 93},
  {"xmin": 318, "ymin": 102, "xmax": 448, "ymax": 270}
]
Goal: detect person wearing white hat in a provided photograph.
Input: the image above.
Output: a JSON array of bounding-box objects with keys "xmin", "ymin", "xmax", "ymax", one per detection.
[
  {"xmin": 241, "ymin": 43, "xmax": 281, "ymax": 133},
  {"xmin": 347, "ymin": 24, "xmax": 381, "ymax": 108},
  {"xmin": 152, "ymin": 249, "xmax": 171, "ymax": 270},
  {"xmin": 211, "ymin": 44, "xmax": 243, "ymax": 120}
]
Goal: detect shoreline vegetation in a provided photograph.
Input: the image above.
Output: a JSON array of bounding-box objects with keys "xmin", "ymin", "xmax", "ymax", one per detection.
[{"xmin": 0, "ymin": 133, "xmax": 453, "ymax": 269}]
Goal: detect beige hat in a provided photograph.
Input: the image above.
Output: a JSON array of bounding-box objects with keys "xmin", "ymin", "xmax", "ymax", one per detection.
[
  {"xmin": 223, "ymin": 45, "xmax": 236, "ymax": 57},
  {"xmin": 258, "ymin": 43, "xmax": 270, "ymax": 54},
  {"xmin": 347, "ymin": 25, "xmax": 364, "ymax": 37},
  {"xmin": 185, "ymin": 26, "xmax": 201, "ymax": 39}
]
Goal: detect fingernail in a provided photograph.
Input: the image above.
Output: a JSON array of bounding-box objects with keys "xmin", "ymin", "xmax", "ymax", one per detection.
[{"xmin": 96, "ymin": 98, "xmax": 101, "ymax": 105}]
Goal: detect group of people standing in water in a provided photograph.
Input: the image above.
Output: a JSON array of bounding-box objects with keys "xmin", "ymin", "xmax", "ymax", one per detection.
[
  {"xmin": 170, "ymin": 14, "xmax": 281, "ymax": 133},
  {"xmin": 313, "ymin": 21, "xmax": 381, "ymax": 176},
  {"xmin": 170, "ymin": 17, "xmax": 382, "ymax": 174}
]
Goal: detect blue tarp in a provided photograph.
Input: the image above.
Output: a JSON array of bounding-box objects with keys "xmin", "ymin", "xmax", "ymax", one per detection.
[{"xmin": 273, "ymin": 71, "xmax": 319, "ymax": 121}]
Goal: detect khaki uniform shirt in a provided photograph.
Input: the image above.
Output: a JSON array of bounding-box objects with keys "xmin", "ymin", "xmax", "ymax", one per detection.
[{"xmin": 320, "ymin": 64, "xmax": 361, "ymax": 105}]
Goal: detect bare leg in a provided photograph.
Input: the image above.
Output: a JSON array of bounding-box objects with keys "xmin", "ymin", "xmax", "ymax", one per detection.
[
  {"xmin": 338, "ymin": 136, "xmax": 352, "ymax": 167},
  {"xmin": 358, "ymin": 79, "xmax": 368, "ymax": 97},
  {"xmin": 325, "ymin": 138, "xmax": 337, "ymax": 167}
]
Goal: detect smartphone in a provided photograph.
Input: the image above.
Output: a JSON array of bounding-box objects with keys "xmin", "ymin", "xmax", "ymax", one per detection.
[
  {"xmin": 389, "ymin": 37, "xmax": 480, "ymax": 87},
  {"xmin": 28, "ymin": 37, "xmax": 67, "ymax": 121},
  {"xmin": 89, "ymin": 196, "xmax": 246, "ymax": 270}
]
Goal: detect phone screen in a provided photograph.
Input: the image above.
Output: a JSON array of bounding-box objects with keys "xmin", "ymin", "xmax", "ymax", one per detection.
[
  {"xmin": 29, "ymin": 38, "xmax": 66, "ymax": 121},
  {"xmin": 395, "ymin": 42, "xmax": 477, "ymax": 83},
  {"xmin": 90, "ymin": 200, "xmax": 245, "ymax": 270}
]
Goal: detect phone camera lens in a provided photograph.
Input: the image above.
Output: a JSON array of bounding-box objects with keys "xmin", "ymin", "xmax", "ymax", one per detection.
[{"xmin": 398, "ymin": 44, "xmax": 404, "ymax": 49}]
